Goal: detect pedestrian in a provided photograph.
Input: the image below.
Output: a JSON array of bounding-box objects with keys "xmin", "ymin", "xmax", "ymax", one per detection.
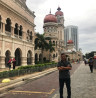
[
  {"xmin": 76, "ymin": 59, "xmax": 79, "ymax": 64},
  {"xmin": 88, "ymin": 57, "xmax": 94, "ymax": 73},
  {"xmin": 93, "ymin": 56, "xmax": 96, "ymax": 69},
  {"xmin": 7, "ymin": 59, "xmax": 12, "ymax": 70},
  {"xmin": 57, "ymin": 52, "xmax": 72, "ymax": 98},
  {"xmin": 12, "ymin": 58, "xmax": 16, "ymax": 69},
  {"xmin": 84, "ymin": 59, "xmax": 87, "ymax": 65}
]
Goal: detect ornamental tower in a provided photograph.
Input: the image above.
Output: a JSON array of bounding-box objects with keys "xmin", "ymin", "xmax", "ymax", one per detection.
[
  {"xmin": 43, "ymin": 7, "xmax": 65, "ymax": 62},
  {"xmin": 43, "ymin": 11, "xmax": 58, "ymax": 37},
  {"xmin": 43, "ymin": 11, "xmax": 58, "ymax": 62},
  {"xmin": 55, "ymin": 6, "xmax": 64, "ymax": 41}
]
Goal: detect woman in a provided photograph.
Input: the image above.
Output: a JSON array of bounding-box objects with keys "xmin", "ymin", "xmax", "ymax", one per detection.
[
  {"xmin": 12, "ymin": 58, "xmax": 16, "ymax": 69},
  {"xmin": 7, "ymin": 59, "xmax": 12, "ymax": 70},
  {"xmin": 88, "ymin": 57, "xmax": 94, "ymax": 73}
]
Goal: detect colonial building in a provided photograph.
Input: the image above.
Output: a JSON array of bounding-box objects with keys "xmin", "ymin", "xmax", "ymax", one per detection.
[
  {"xmin": 35, "ymin": 7, "xmax": 83, "ymax": 63},
  {"xmin": 0, "ymin": 0, "xmax": 35, "ymax": 68},
  {"xmin": 65, "ymin": 40, "xmax": 83, "ymax": 62},
  {"xmin": 40, "ymin": 7, "xmax": 65, "ymax": 62},
  {"xmin": 35, "ymin": 7, "xmax": 82, "ymax": 62}
]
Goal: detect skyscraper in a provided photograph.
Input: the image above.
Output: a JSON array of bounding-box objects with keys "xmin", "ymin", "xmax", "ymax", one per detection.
[{"xmin": 64, "ymin": 25, "xmax": 78, "ymax": 50}]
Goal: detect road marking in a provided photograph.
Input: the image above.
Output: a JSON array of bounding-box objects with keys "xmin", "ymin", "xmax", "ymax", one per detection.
[
  {"xmin": 52, "ymin": 94, "xmax": 58, "ymax": 98},
  {"xmin": 9, "ymin": 89, "xmax": 55, "ymax": 95}
]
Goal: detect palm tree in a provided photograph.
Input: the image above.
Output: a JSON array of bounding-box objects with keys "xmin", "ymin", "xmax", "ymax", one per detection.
[{"xmin": 35, "ymin": 33, "xmax": 52, "ymax": 63}]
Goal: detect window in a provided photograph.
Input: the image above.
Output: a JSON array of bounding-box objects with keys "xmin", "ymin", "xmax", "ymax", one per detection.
[
  {"xmin": 49, "ymin": 40, "xmax": 51, "ymax": 44},
  {"xmin": 14, "ymin": 23, "xmax": 18, "ymax": 35},
  {"xmin": 27, "ymin": 30, "xmax": 32, "ymax": 41},
  {"xmin": 5, "ymin": 18, "xmax": 11, "ymax": 32},
  {"xmin": 30, "ymin": 31, "xmax": 32, "ymax": 40},
  {"xmin": 53, "ymin": 41, "xmax": 55, "ymax": 45},
  {"xmin": 53, "ymin": 54, "xmax": 55, "ymax": 58},
  {"xmin": 27, "ymin": 30, "xmax": 29, "ymax": 41},
  {"xmin": 19, "ymin": 25, "xmax": 23, "ymax": 36}
]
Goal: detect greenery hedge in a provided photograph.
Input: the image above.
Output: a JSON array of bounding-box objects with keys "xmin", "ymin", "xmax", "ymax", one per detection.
[{"xmin": 0, "ymin": 62, "xmax": 57, "ymax": 79}]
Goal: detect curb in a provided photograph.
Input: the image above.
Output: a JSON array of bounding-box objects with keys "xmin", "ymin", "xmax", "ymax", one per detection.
[{"xmin": 0, "ymin": 67, "xmax": 57, "ymax": 94}]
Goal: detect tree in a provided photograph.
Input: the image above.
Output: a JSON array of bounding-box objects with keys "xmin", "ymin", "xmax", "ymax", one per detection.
[
  {"xmin": 35, "ymin": 33, "xmax": 54, "ymax": 63},
  {"xmin": 85, "ymin": 51, "xmax": 96, "ymax": 59}
]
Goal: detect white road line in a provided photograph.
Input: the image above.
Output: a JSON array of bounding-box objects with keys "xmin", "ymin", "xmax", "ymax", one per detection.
[{"xmin": 52, "ymin": 94, "xmax": 58, "ymax": 98}]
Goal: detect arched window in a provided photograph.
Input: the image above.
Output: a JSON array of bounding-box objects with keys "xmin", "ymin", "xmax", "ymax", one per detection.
[
  {"xmin": 5, "ymin": 18, "xmax": 11, "ymax": 32},
  {"xmin": 35, "ymin": 53, "xmax": 38, "ymax": 64},
  {"xmin": 19, "ymin": 25, "xmax": 23, "ymax": 36},
  {"xmin": 53, "ymin": 54, "xmax": 55, "ymax": 58},
  {"xmin": 14, "ymin": 23, "xmax": 18, "ymax": 35},
  {"xmin": 27, "ymin": 30, "xmax": 29, "ymax": 35},
  {"xmin": 27, "ymin": 30, "xmax": 32, "ymax": 41},
  {"xmin": 30, "ymin": 31, "xmax": 32, "ymax": 40},
  {"xmin": 27, "ymin": 30, "xmax": 29, "ymax": 41},
  {"xmin": 5, "ymin": 50, "xmax": 11, "ymax": 67},
  {"xmin": 39, "ymin": 54, "xmax": 42, "ymax": 61},
  {"xmin": 53, "ymin": 41, "xmax": 55, "ymax": 45},
  {"xmin": 27, "ymin": 50, "xmax": 32, "ymax": 65},
  {"xmin": 15, "ymin": 48, "xmax": 22, "ymax": 66}
]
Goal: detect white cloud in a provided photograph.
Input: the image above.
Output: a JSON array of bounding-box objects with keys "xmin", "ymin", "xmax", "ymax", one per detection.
[
  {"xmin": 26, "ymin": 0, "xmax": 96, "ymax": 54},
  {"xmin": 79, "ymin": 33, "xmax": 96, "ymax": 54}
]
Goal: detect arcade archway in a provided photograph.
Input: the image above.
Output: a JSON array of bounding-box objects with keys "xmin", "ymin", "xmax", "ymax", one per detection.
[
  {"xmin": 39, "ymin": 54, "xmax": 42, "ymax": 61},
  {"xmin": 35, "ymin": 53, "xmax": 38, "ymax": 64},
  {"xmin": 5, "ymin": 50, "xmax": 11, "ymax": 67},
  {"xmin": 27, "ymin": 50, "xmax": 32, "ymax": 65},
  {"xmin": 15, "ymin": 48, "xmax": 22, "ymax": 66}
]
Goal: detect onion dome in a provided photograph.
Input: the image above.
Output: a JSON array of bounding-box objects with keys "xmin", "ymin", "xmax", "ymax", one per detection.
[
  {"xmin": 94, "ymin": 56, "xmax": 96, "ymax": 59},
  {"xmin": 44, "ymin": 11, "xmax": 57, "ymax": 23},
  {"xmin": 67, "ymin": 40, "xmax": 73, "ymax": 44},
  {"xmin": 55, "ymin": 7, "xmax": 63, "ymax": 16}
]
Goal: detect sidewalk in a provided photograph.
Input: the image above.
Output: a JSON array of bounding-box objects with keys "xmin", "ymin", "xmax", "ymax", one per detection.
[
  {"xmin": 52, "ymin": 63, "xmax": 96, "ymax": 98},
  {"xmin": 0, "ymin": 67, "xmax": 57, "ymax": 95}
]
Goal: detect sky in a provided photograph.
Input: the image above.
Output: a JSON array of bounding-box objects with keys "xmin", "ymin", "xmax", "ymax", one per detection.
[{"xmin": 26, "ymin": 0, "xmax": 96, "ymax": 55}]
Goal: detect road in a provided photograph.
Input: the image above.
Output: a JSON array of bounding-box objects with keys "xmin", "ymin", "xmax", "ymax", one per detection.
[{"xmin": 2, "ymin": 62, "xmax": 82, "ymax": 98}]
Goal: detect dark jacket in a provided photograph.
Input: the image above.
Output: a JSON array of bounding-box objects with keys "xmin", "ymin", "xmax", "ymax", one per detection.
[{"xmin": 57, "ymin": 60, "xmax": 72, "ymax": 79}]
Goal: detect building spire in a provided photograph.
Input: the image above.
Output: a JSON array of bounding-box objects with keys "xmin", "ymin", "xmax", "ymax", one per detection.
[
  {"xmin": 50, "ymin": 8, "xmax": 51, "ymax": 14},
  {"xmin": 57, "ymin": 6, "xmax": 61, "ymax": 11}
]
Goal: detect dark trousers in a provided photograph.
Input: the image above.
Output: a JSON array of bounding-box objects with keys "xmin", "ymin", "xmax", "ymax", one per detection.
[
  {"xmin": 59, "ymin": 78, "xmax": 71, "ymax": 98},
  {"xmin": 89, "ymin": 65, "xmax": 93, "ymax": 73}
]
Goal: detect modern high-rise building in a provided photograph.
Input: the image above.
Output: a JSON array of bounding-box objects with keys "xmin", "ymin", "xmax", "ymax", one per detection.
[{"xmin": 64, "ymin": 25, "xmax": 78, "ymax": 50}]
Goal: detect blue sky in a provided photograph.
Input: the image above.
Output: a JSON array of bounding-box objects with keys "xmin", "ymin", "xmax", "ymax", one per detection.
[{"xmin": 26, "ymin": 0, "xmax": 96, "ymax": 55}]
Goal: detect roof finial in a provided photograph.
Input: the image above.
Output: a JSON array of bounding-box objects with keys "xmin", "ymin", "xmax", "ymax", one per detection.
[
  {"xmin": 50, "ymin": 8, "xmax": 51, "ymax": 14},
  {"xmin": 57, "ymin": 6, "xmax": 61, "ymax": 11}
]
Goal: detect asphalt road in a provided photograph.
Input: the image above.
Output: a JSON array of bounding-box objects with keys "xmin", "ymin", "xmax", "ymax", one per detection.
[{"xmin": 2, "ymin": 62, "xmax": 82, "ymax": 98}]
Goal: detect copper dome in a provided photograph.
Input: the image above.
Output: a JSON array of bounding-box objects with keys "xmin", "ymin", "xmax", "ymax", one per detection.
[
  {"xmin": 67, "ymin": 40, "xmax": 73, "ymax": 44},
  {"xmin": 44, "ymin": 14, "xmax": 57, "ymax": 23},
  {"xmin": 55, "ymin": 7, "xmax": 63, "ymax": 16}
]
